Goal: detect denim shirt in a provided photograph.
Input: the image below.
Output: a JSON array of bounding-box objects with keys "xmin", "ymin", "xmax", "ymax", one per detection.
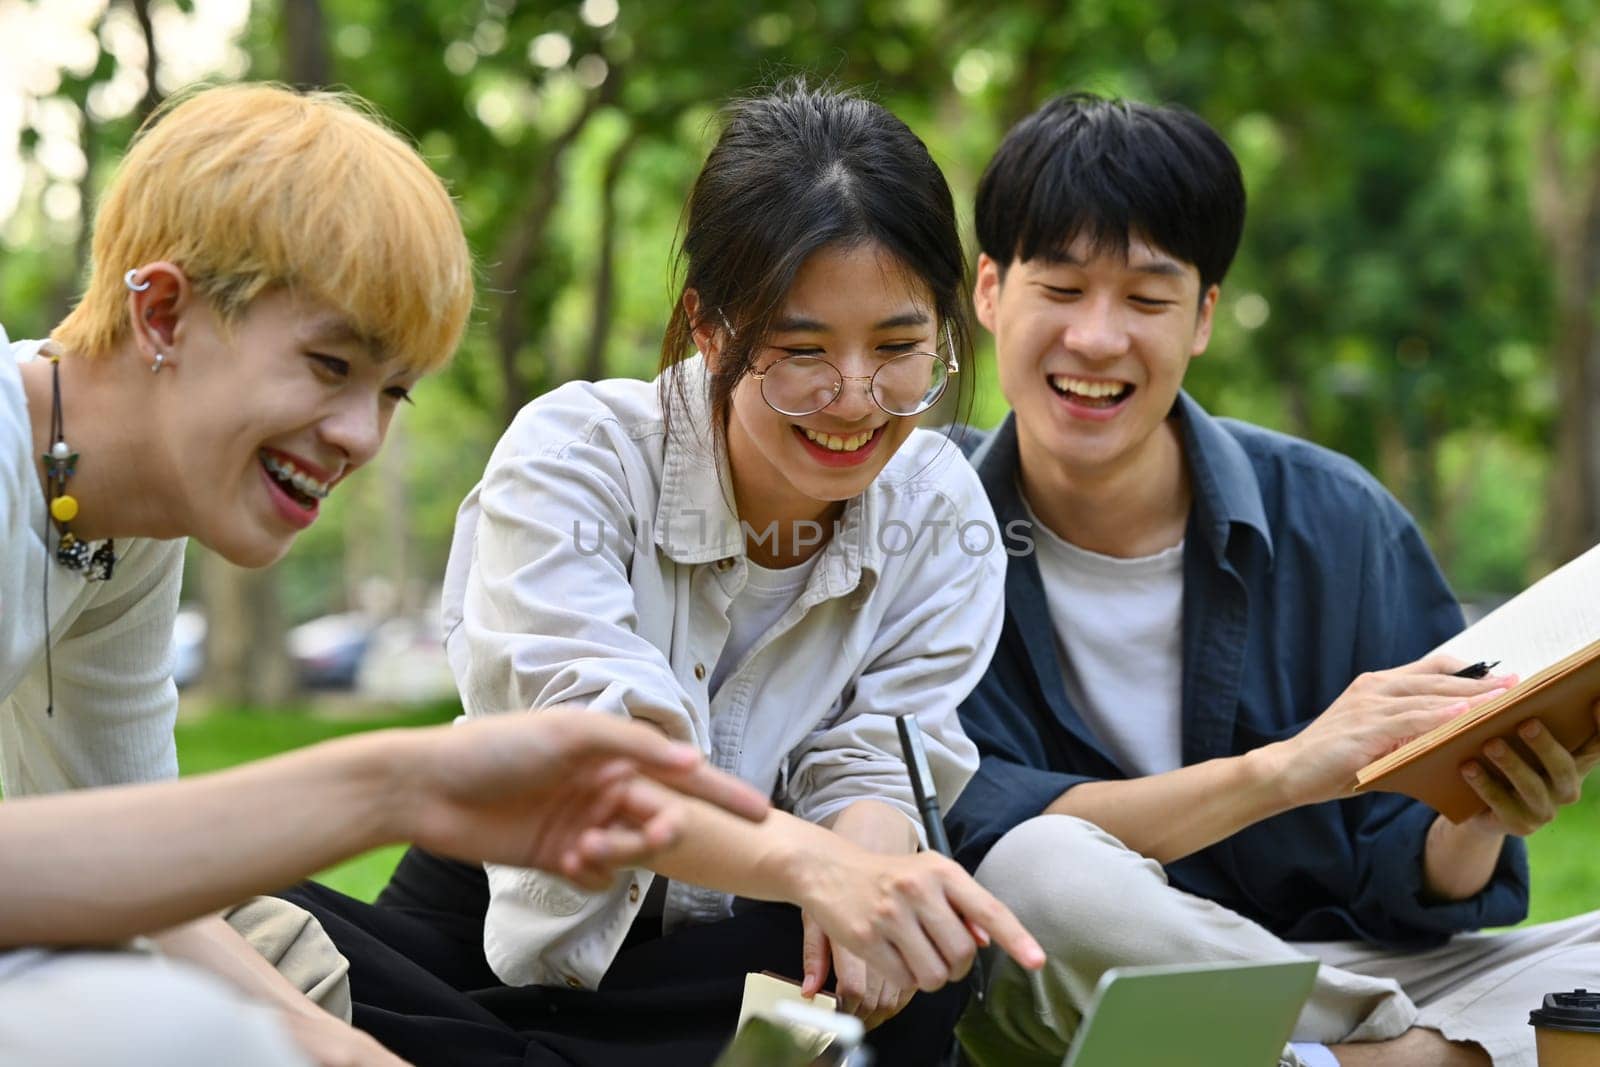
[
  {"xmin": 946, "ymin": 395, "xmax": 1529, "ymax": 949},
  {"xmin": 441, "ymin": 358, "xmax": 1002, "ymax": 989}
]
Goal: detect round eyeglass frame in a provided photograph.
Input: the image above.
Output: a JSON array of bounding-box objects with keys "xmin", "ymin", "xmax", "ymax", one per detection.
[{"xmin": 744, "ymin": 323, "xmax": 959, "ymax": 418}]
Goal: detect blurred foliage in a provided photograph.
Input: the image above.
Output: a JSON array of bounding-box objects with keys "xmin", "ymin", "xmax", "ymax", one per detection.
[{"xmin": 4, "ymin": 0, "xmax": 1597, "ymax": 616}]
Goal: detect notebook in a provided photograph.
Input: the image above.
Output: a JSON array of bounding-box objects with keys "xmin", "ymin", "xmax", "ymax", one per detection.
[{"xmin": 1062, "ymin": 959, "xmax": 1318, "ymax": 1067}]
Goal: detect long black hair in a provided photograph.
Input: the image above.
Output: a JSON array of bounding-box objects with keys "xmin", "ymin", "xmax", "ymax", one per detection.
[{"xmin": 660, "ymin": 78, "xmax": 972, "ymax": 443}]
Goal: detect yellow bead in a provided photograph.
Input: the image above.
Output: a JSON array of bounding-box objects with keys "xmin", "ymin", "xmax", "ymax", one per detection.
[{"xmin": 50, "ymin": 495, "xmax": 79, "ymax": 523}]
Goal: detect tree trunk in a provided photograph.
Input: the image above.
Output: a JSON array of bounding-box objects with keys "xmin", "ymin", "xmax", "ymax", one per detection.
[
  {"xmin": 199, "ymin": 554, "xmax": 296, "ymax": 708},
  {"xmin": 581, "ymin": 130, "xmax": 640, "ymax": 382},
  {"xmin": 281, "ymin": 0, "xmax": 333, "ymax": 88},
  {"xmin": 126, "ymin": 0, "xmax": 160, "ymax": 121},
  {"xmin": 492, "ymin": 93, "xmax": 606, "ymax": 427},
  {"xmin": 1532, "ymin": 117, "xmax": 1600, "ymax": 571}
]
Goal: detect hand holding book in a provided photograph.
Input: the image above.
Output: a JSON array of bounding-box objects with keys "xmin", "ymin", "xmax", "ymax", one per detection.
[
  {"xmin": 1255, "ymin": 654, "xmax": 1514, "ymax": 810},
  {"xmin": 1354, "ymin": 543, "xmax": 1600, "ymax": 822},
  {"xmin": 1454, "ymin": 706, "xmax": 1600, "ymax": 835}
]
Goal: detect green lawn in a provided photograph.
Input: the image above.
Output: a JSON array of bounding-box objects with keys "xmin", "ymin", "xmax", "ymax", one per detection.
[{"xmin": 177, "ymin": 707, "xmax": 1600, "ymax": 922}]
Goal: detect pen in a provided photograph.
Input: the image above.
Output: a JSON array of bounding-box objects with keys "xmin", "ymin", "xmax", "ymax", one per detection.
[
  {"xmin": 895, "ymin": 713, "xmax": 988, "ymax": 1003},
  {"xmin": 1453, "ymin": 660, "xmax": 1500, "ymax": 680}
]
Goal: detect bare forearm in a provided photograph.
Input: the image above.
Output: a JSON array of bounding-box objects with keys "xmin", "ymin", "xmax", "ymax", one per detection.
[
  {"xmin": 646, "ymin": 797, "xmax": 845, "ymax": 905},
  {"xmin": 826, "ymin": 799, "xmax": 918, "ymax": 856},
  {"xmin": 151, "ymin": 915, "xmax": 330, "ymax": 1017},
  {"xmin": 0, "ymin": 733, "xmax": 407, "ymax": 948},
  {"xmin": 1044, "ymin": 745, "xmax": 1291, "ymax": 864},
  {"xmin": 1422, "ymin": 815, "xmax": 1504, "ymax": 901}
]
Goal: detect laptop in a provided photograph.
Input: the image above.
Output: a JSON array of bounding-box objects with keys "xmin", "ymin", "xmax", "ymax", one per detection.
[{"xmin": 1062, "ymin": 959, "xmax": 1319, "ymax": 1067}]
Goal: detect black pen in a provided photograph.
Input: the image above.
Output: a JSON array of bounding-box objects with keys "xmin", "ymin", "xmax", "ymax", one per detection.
[
  {"xmin": 1453, "ymin": 660, "xmax": 1501, "ymax": 679},
  {"xmin": 895, "ymin": 713, "xmax": 988, "ymax": 1003}
]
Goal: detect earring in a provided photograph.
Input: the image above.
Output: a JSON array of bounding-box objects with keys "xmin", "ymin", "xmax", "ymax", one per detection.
[
  {"xmin": 151, "ymin": 352, "xmax": 166, "ymax": 374},
  {"xmin": 124, "ymin": 269, "xmax": 151, "ymax": 292}
]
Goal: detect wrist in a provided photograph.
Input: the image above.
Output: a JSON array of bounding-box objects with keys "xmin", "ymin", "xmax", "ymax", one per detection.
[
  {"xmin": 333, "ymin": 729, "xmax": 420, "ymax": 850},
  {"xmin": 827, "ymin": 799, "xmax": 919, "ymax": 855},
  {"xmin": 1241, "ymin": 741, "xmax": 1301, "ymax": 812},
  {"xmin": 1423, "ymin": 813, "xmax": 1504, "ymax": 901},
  {"xmin": 776, "ymin": 815, "xmax": 871, "ymax": 911},
  {"xmin": 743, "ymin": 810, "xmax": 824, "ymax": 906},
  {"xmin": 1430, "ymin": 811, "xmax": 1506, "ymax": 850}
]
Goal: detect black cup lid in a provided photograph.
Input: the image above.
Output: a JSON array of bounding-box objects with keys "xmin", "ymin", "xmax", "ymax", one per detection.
[{"xmin": 1530, "ymin": 989, "xmax": 1600, "ymax": 1033}]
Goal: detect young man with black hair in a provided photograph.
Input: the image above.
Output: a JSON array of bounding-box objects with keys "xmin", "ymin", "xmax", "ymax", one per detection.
[{"xmin": 946, "ymin": 93, "xmax": 1600, "ymax": 1067}]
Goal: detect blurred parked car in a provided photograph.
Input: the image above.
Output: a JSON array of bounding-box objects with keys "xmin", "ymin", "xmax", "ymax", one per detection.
[
  {"xmin": 173, "ymin": 607, "xmax": 207, "ymax": 689},
  {"xmin": 287, "ymin": 612, "xmax": 376, "ymax": 691},
  {"xmin": 356, "ymin": 614, "xmax": 458, "ymax": 706}
]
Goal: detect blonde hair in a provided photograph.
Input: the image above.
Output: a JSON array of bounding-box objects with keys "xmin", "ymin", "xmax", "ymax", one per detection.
[{"xmin": 54, "ymin": 82, "xmax": 472, "ymax": 375}]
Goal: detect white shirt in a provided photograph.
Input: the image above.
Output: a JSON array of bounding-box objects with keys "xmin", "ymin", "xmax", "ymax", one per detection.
[
  {"xmin": 709, "ymin": 555, "xmax": 818, "ymax": 694},
  {"xmin": 441, "ymin": 358, "xmax": 1003, "ymax": 990},
  {"xmin": 0, "ymin": 326, "xmax": 186, "ymax": 796},
  {"xmin": 1027, "ymin": 494, "xmax": 1186, "ymax": 779}
]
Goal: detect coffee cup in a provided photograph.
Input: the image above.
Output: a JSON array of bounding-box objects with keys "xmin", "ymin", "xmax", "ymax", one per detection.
[{"xmin": 1530, "ymin": 988, "xmax": 1600, "ymax": 1066}]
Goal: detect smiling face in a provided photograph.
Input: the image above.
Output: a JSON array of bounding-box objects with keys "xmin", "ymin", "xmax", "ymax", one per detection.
[
  {"xmin": 715, "ymin": 241, "xmax": 936, "ymax": 536},
  {"xmin": 976, "ymin": 233, "xmax": 1217, "ymax": 487},
  {"xmin": 156, "ymin": 288, "xmax": 417, "ymax": 567}
]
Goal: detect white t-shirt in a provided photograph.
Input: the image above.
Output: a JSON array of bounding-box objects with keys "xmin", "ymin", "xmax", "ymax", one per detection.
[
  {"xmin": 0, "ymin": 326, "xmax": 186, "ymax": 796},
  {"xmin": 1027, "ymin": 494, "xmax": 1186, "ymax": 778},
  {"xmin": 709, "ymin": 555, "xmax": 820, "ymax": 695}
]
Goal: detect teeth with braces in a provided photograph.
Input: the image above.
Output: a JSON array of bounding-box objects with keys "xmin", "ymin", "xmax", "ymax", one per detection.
[
  {"xmin": 261, "ymin": 453, "xmax": 331, "ymax": 499},
  {"xmin": 802, "ymin": 426, "xmax": 876, "ymax": 452},
  {"xmin": 1049, "ymin": 375, "xmax": 1130, "ymax": 400}
]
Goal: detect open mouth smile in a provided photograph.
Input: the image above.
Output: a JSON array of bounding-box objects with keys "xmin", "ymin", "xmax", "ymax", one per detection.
[
  {"xmin": 258, "ymin": 449, "xmax": 333, "ymax": 528},
  {"xmin": 1048, "ymin": 374, "xmax": 1135, "ymax": 410},
  {"xmin": 793, "ymin": 424, "xmax": 886, "ymax": 467}
]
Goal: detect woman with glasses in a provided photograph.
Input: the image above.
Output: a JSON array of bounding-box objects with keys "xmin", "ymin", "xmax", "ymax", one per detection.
[{"xmin": 281, "ymin": 80, "xmax": 1043, "ymax": 1066}]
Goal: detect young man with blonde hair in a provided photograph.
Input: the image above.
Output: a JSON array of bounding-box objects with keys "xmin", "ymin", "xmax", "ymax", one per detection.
[{"xmin": 1, "ymin": 82, "xmax": 474, "ymax": 1064}]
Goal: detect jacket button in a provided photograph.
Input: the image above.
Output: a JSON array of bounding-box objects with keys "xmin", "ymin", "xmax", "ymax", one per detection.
[
  {"xmin": 694, "ymin": 663, "xmax": 706, "ymax": 681},
  {"xmin": 628, "ymin": 882, "xmax": 641, "ymax": 903}
]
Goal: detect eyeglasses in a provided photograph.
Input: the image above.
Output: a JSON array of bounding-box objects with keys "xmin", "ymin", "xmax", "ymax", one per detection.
[{"xmin": 744, "ymin": 324, "xmax": 959, "ymax": 418}]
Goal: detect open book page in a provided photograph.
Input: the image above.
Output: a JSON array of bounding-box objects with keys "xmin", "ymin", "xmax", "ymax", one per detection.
[
  {"xmin": 1356, "ymin": 542, "xmax": 1600, "ymax": 795},
  {"xmin": 1432, "ymin": 542, "xmax": 1600, "ymax": 677}
]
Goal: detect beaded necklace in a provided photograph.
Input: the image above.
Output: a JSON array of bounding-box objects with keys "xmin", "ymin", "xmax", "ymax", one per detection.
[{"xmin": 40, "ymin": 352, "xmax": 117, "ymax": 715}]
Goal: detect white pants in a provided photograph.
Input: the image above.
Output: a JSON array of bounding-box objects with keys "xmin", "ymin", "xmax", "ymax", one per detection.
[
  {"xmin": 0, "ymin": 948, "xmax": 309, "ymax": 1066},
  {"xmin": 959, "ymin": 815, "xmax": 1600, "ymax": 1067}
]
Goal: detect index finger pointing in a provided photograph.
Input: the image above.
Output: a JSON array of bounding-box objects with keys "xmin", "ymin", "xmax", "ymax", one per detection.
[{"xmin": 942, "ymin": 873, "xmax": 1044, "ymax": 971}]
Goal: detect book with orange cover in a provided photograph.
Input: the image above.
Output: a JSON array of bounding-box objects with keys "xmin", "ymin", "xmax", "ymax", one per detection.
[{"xmin": 1354, "ymin": 543, "xmax": 1600, "ymax": 822}]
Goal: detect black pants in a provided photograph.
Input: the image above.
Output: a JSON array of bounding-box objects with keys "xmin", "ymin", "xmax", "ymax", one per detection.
[{"xmin": 280, "ymin": 848, "xmax": 966, "ymax": 1066}]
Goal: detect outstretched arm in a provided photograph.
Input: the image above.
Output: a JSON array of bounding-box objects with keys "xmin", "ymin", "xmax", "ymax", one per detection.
[
  {"xmin": 0, "ymin": 709, "xmax": 769, "ymax": 948},
  {"xmin": 1048, "ymin": 655, "xmax": 1512, "ymax": 864}
]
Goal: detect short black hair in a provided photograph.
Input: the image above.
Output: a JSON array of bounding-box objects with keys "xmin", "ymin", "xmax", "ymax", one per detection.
[{"xmin": 975, "ymin": 93, "xmax": 1246, "ymax": 291}]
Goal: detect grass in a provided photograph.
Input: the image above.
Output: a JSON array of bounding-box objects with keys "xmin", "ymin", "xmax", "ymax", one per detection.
[
  {"xmin": 176, "ymin": 707, "xmax": 1600, "ymax": 922},
  {"xmin": 1519, "ymin": 769, "xmax": 1600, "ymax": 926}
]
